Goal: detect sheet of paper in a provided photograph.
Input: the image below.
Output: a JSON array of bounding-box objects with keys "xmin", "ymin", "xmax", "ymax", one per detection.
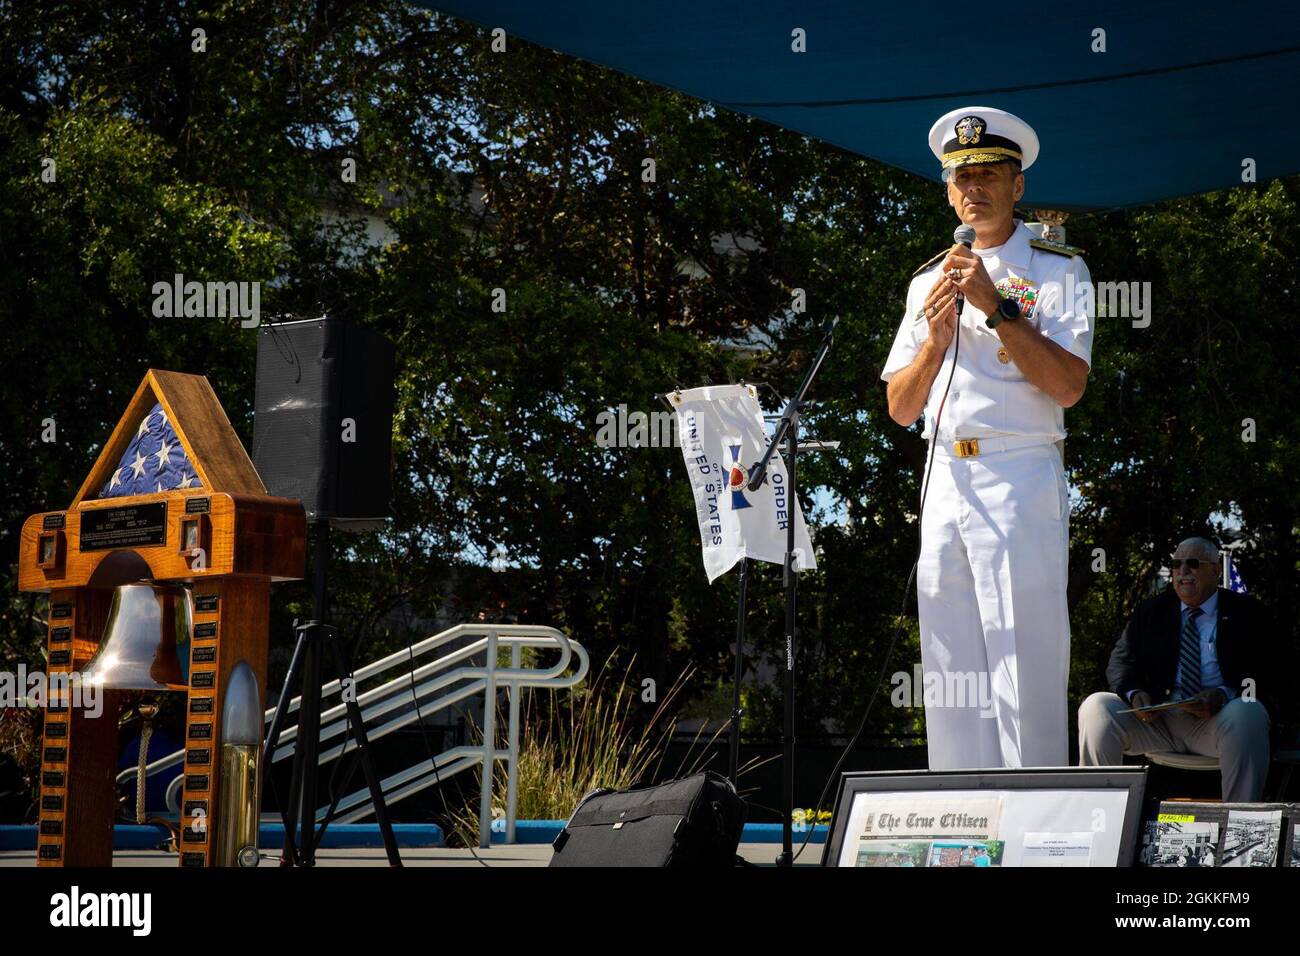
[
  {"xmin": 1116, "ymin": 699, "xmax": 1194, "ymax": 715},
  {"xmin": 1021, "ymin": 831, "xmax": 1094, "ymax": 867}
]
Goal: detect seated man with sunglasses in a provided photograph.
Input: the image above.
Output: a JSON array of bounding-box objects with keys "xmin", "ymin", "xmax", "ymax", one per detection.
[{"xmin": 1078, "ymin": 537, "xmax": 1272, "ymax": 801}]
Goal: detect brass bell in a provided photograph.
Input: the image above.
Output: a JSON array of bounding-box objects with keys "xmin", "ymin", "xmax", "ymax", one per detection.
[{"xmin": 84, "ymin": 582, "xmax": 191, "ymax": 691}]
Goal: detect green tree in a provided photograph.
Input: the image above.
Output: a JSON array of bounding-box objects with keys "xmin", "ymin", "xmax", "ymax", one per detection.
[{"xmin": 1, "ymin": 4, "xmax": 1296, "ymax": 826}]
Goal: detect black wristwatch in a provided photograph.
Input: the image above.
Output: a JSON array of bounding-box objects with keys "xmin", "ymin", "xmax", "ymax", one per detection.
[{"xmin": 985, "ymin": 296, "xmax": 1020, "ymax": 329}]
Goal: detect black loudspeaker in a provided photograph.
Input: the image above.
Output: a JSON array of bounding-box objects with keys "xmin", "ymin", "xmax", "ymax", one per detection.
[
  {"xmin": 549, "ymin": 772, "xmax": 747, "ymax": 867},
  {"xmin": 253, "ymin": 317, "xmax": 395, "ymax": 530}
]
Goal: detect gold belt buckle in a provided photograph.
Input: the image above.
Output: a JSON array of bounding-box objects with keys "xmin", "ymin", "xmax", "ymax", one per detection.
[{"xmin": 953, "ymin": 439, "xmax": 980, "ymax": 458}]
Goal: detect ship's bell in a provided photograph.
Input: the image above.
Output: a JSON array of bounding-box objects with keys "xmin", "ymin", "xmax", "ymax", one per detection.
[{"xmin": 84, "ymin": 582, "xmax": 191, "ymax": 691}]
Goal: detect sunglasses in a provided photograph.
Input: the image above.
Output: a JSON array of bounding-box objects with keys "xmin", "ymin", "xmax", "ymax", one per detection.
[{"xmin": 1170, "ymin": 558, "xmax": 1214, "ymax": 571}]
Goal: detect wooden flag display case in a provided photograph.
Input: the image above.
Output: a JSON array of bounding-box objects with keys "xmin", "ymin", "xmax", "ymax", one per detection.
[{"xmin": 17, "ymin": 369, "xmax": 306, "ymax": 866}]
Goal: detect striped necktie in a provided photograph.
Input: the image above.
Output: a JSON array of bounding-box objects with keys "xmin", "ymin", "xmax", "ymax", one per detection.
[{"xmin": 1177, "ymin": 606, "xmax": 1203, "ymax": 696}]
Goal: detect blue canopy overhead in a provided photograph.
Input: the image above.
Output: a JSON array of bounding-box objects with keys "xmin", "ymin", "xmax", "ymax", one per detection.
[{"xmin": 421, "ymin": 1, "xmax": 1300, "ymax": 211}]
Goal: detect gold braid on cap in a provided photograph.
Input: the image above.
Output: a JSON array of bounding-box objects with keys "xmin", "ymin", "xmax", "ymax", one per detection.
[{"xmin": 942, "ymin": 146, "xmax": 1022, "ymax": 169}]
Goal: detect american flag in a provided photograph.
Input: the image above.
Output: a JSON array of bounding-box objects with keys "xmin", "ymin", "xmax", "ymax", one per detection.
[
  {"xmin": 1225, "ymin": 552, "xmax": 1248, "ymax": 594},
  {"xmin": 98, "ymin": 402, "xmax": 202, "ymax": 498}
]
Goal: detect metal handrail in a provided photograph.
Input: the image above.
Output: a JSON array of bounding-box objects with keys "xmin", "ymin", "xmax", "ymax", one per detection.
[{"xmin": 119, "ymin": 623, "xmax": 588, "ymax": 847}]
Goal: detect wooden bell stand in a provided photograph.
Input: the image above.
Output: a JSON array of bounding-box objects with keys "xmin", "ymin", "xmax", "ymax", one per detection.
[{"xmin": 18, "ymin": 369, "xmax": 305, "ymax": 866}]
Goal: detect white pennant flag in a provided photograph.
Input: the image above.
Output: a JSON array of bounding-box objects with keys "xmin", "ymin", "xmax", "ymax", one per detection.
[{"xmin": 671, "ymin": 384, "xmax": 816, "ymax": 583}]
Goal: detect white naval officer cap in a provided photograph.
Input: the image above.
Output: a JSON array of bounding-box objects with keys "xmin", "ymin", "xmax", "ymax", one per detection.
[{"xmin": 928, "ymin": 106, "xmax": 1039, "ymax": 172}]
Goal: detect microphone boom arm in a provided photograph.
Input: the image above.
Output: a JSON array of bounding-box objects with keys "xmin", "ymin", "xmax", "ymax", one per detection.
[{"xmin": 746, "ymin": 316, "xmax": 838, "ymax": 492}]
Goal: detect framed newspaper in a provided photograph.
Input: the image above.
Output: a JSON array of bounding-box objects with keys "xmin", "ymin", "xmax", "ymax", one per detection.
[{"xmin": 822, "ymin": 767, "xmax": 1149, "ymax": 868}]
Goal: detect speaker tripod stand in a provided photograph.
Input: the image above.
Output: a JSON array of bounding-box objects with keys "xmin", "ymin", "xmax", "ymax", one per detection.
[
  {"xmin": 262, "ymin": 619, "xmax": 402, "ymax": 866},
  {"xmin": 263, "ymin": 522, "xmax": 402, "ymax": 866}
]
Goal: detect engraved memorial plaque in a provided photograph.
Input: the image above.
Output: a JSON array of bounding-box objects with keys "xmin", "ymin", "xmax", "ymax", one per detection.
[{"xmin": 79, "ymin": 503, "xmax": 167, "ymax": 551}]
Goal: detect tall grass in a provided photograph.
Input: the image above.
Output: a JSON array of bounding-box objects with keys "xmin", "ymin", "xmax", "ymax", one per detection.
[{"xmin": 446, "ymin": 652, "xmax": 735, "ymax": 846}]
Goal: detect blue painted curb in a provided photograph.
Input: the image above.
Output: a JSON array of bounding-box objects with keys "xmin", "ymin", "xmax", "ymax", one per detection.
[
  {"xmin": 1, "ymin": 822, "xmax": 444, "ymax": 851},
  {"xmin": 491, "ymin": 821, "xmax": 828, "ymax": 844},
  {"xmin": 256, "ymin": 823, "xmax": 445, "ymax": 849},
  {"xmin": 1, "ymin": 824, "xmax": 171, "ymax": 851},
  {"xmin": 742, "ymin": 823, "xmax": 828, "ymax": 844},
  {"xmin": 2, "ymin": 820, "xmax": 823, "ymax": 850}
]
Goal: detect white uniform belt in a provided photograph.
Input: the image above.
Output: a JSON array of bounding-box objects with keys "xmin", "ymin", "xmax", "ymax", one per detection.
[{"xmin": 932, "ymin": 434, "xmax": 1058, "ymax": 458}]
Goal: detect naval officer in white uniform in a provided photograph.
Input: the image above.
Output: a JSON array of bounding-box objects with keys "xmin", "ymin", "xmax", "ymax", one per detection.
[{"xmin": 881, "ymin": 107, "xmax": 1094, "ymax": 769}]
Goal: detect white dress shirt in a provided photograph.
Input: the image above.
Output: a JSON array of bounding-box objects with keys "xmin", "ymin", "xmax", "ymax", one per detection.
[
  {"xmin": 881, "ymin": 219, "xmax": 1094, "ymax": 442},
  {"xmin": 1179, "ymin": 590, "xmax": 1232, "ymax": 700}
]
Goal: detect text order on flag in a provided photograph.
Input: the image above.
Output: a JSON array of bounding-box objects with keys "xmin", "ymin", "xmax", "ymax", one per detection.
[{"xmin": 671, "ymin": 384, "xmax": 816, "ymax": 583}]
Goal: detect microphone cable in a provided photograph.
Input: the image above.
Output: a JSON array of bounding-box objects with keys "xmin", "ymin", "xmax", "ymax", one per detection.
[{"xmin": 793, "ymin": 263, "xmax": 965, "ymax": 863}]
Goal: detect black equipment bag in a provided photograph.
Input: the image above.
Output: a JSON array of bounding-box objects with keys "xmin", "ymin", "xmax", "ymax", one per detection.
[{"xmin": 549, "ymin": 771, "xmax": 746, "ymax": 867}]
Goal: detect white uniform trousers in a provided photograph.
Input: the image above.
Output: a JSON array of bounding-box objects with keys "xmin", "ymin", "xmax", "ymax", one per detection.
[{"xmin": 916, "ymin": 440, "xmax": 1070, "ymax": 769}]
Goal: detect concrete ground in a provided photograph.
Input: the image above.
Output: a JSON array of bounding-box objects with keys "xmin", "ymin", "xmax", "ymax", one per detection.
[{"xmin": 0, "ymin": 842, "xmax": 821, "ymax": 867}]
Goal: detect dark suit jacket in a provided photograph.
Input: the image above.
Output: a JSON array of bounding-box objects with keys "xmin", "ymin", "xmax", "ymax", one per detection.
[{"xmin": 1106, "ymin": 587, "xmax": 1273, "ymax": 713}]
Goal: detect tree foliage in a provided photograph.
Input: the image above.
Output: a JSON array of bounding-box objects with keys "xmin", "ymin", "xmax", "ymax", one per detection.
[{"xmin": 1, "ymin": 3, "xmax": 1295, "ymax": 793}]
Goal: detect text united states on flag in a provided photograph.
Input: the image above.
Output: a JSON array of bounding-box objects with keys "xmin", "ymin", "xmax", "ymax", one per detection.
[{"xmin": 98, "ymin": 402, "xmax": 202, "ymax": 498}]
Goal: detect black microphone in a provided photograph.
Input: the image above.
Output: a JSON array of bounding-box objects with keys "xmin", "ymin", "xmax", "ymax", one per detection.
[{"xmin": 952, "ymin": 224, "xmax": 975, "ymax": 317}]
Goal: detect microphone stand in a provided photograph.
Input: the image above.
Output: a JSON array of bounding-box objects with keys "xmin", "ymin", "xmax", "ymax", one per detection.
[
  {"xmin": 746, "ymin": 316, "xmax": 837, "ymax": 868},
  {"xmin": 728, "ymin": 557, "xmax": 749, "ymax": 787}
]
